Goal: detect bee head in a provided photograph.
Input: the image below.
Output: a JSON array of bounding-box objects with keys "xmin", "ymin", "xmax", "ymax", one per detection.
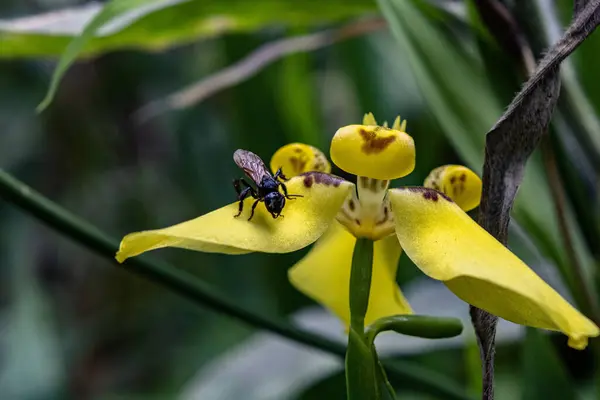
[{"xmin": 264, "ymin": 192, "xmax": 286, "ymax": 218}]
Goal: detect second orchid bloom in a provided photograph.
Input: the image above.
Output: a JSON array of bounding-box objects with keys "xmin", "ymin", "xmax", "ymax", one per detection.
[{"xmin": 116, "ymin": 113, "xmax": 599, "ymax": 349}]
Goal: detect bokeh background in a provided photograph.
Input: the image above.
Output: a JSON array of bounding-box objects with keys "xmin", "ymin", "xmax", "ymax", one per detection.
[{"xmin": 1, "ymin": 0, "xmax": 600, "ymax": 399}]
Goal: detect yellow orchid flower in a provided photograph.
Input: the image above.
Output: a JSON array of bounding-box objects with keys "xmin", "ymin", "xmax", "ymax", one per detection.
[{"xmin": 116, "ymin": 114, "xmax": 599, "ymax": 349}]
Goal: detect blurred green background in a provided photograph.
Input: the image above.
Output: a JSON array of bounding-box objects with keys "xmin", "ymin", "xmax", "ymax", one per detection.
[{"xmin": 1, "ymin": 0, "xmax": 600, "ymax": 399}]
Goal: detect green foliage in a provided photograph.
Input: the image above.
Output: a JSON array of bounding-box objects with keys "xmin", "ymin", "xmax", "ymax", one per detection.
[
  {"xmin": 0, "ymin": 0, "xmax": 376, "ymax": 58},
  {"xmin": 522, "ymin": 330, "xmax": 577, "ymax": 400}
]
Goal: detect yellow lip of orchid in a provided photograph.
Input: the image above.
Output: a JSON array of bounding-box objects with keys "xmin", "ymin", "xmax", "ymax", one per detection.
[
  {"xmin": 330, "ymin": 114, "xmax": 415, "ymax": 181},
  {"xmin": 388, "ymin": 187, "xmax": 599, "ymax": 349}
]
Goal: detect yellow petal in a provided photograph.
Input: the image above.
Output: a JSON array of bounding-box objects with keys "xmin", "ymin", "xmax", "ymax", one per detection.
[
  {"xmin": 288, "ymin": 222, "xmax": 412, "ymax": 328},
  {"xmin": 424, "ymin": 165, "xmax": 482, "ymax": 211},
  {"xmin": 116, "ymin": 173, "xmax": 352, "ymax": 262},
  {"xmin": 389, "ymin": 187, "xmax": 599, "ymax": 349},
  {"xmin": 330, "ymin": 121, "xmax": 415, "ymax": 180},
  {"xmin": 269, "ymin": 143, "xmax": 331, "ymax": 178}
]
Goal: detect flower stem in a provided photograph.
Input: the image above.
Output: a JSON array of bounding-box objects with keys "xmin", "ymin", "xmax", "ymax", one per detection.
[
  {"xmin": 349, "ymin": 238, "xmax": 374, "ymax": 335},
  {"xmin": 0, "ymin": 169, "xmax": 473, "ymax": 400},
  {"xmin": 346, "ymin": 238, "xmax": 380, "ymax": 400}
]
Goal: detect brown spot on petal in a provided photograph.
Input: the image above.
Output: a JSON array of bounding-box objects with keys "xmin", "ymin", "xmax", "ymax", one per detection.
[
  {"xmin": 301, "ymin": 172, "xmax": 343, "ymax": 187},
  {"xmin": 348, "ymin": 199, "xmax": 355, "ymax": 211},
  {"xmin": 404, "ymin": 187, "xmax": 452, "ymax": 202},
  {"xmin": 460, "ymin": 173, "xmax": 467, "ymax": 182},
  {"xmin": 376, "ymin": 206, "xmax": 389, "ymax": 226},
  {"xmin": 294, "ymin": 147, "xmax": 303, "ymax": 153},
  {"xmin": 359, "ymin": 176, "xmax": 369, "ymax": 188},
  {"xmin": 450, "ymin": 176, "xmax": 456, "ymax": 184},
  {"xmin": 369, "ymin": 178, "xmax": 378, "ymax": 192},
  {"xmin": 290, "ymin": 156, "xmax": 307, "ymax": 173},
  {"xmin": 359, "ymin": 128, "xmax": 396, "ymax": 154},
  {"xmin": 424, "ymin": 191, "xmax": 439, "ymax": 201},
  {"xmin": 303, "ymin": 175, "xmax": 313, "ymax": 188}
]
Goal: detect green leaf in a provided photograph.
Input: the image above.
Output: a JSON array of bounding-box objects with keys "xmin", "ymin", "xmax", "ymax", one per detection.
[
  {"xmin": 14, "ymin": 0, "xmax": 375, "ymax": 111},
  {"xmin": 366, "ymin": 315, "xmax": 463, "ymax": 341},
  {"xmin": 0, "ymin": 0, "xmax": 376, "ymax": 59},
  {"xmin": 35, "ymin": 0, "xmax": 165, "ymax": 111},
  {"xmin": 521, "ymin": 329, "xmax": 577, "ymax": 400}
]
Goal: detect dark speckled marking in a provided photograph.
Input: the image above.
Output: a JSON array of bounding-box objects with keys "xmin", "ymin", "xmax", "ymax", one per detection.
[
  {"xmin": 290, "ymin": 156, "xmax": 307, "ymax": 173},
  {"xmin": 403, "ymin": 186, "xmax": 452, "ymax": 202},
  {"xmin": 301, "ymin": 172, "xmax": 343, "ymax": 188},
  {"xmin": 460, "ymin": 173, "xmax": 467, "ymax": 182},
  {"xmin": 348, "ymin": 199, "xmax": 355, "ymax": 211},
  {"xmin": 376, "ymin": 206, "xmax": 389, "ymax": 226},
  {"xmin": 303, "ymin": 175, "xmax": 313, "ymax": 188},
  {"xmin": 369, "ymin": 178, "xmax": 378, "ymax": 192},
  {"xmin": 359, "ymin": 128, "xmax": 396, "ymax": 154}
]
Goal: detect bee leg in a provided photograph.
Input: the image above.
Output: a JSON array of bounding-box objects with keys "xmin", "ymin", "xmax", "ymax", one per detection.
[
  {"xmin": 233, "ymin": 178, "xmax": 256, "ymax": 196},
  {"xmin": 280, "ymin": 182, "xmax": 303, "ymax": 200},
  {"xmin": 233, "ymin": 179, "xmax": 243, "ymax": 195},
  {"xmin": 274, "ymin": 168, "xmax": 289, "ymax": 182},
  {"xmin": 248, "ymin": 199, "xmax": 261, "ymax": 221},
  {"xmin": 234, "ymin": 185, "xmax": 254, "ymax": 218}
]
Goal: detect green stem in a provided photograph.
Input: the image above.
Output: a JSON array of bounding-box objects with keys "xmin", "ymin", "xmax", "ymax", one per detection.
[
  {"xmin": 0, "ymin": 169, "xmax": 473, "ymax": 400},
  {"xmin": 346, "ymin": 238, "xmax": 379, "ymax": 400},
  {"xmin": 349, "ymin": 238, "xmax": 374, "ymax": 335}
]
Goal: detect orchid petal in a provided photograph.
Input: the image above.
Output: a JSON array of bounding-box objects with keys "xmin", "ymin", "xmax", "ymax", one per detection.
[
  {"xmin": 389, "ymin": 187, "xmax": 599, "ymax": 349},
  {"xmin": 288, "ymin": 222, "xmax": 412, "ymax": 328},
  {"xmin": 270, "ymin": 143, "xmax": 331, "ymax": 177},
  {"xmin": 116, "ymin": 173, "xmax": 352, "ymax": 261},
  {"xmin": 424, "ymin": 165, "xmax": 482, "ymax": 211}
]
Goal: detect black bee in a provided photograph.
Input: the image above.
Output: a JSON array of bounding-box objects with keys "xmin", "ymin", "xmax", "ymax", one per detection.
[{"xmin": 232, "ymin": 149, "xmax": 302, "ymax": 220}]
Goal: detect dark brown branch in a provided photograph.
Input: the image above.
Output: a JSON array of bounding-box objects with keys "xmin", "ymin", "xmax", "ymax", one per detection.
[{"xmin": 473, "ymin": 1, "xmax": 600, "ymax": 399}]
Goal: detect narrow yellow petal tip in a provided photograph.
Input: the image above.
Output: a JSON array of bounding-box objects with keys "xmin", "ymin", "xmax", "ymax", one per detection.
[
  {"xmin": 115, "ymin": 173, "xmax": 352, "ymax": 260},
  {"xmin": 424, "ymin": 165, "xmax": 482, "ymax": 211},
  {"xmin": 270, "ymin": 143, "xmax": 331, "ymax": 177},
  {"xmin": 115, "ymin": 249, "xmax": 127, "ymax": 263},
  {"xmin": 363, "ymin": 112, "xmax": 377, "ymax": 126},
  {"xmin": 389, "ymin": 187, "xmax": 600, "ymax": 347},
  {"xmin": 330, "ymin": 117, "xmax": 415, "ymax": 180},
  {"xmin": 568, "ymin": 335, "xmax": 588, "ymax": 350}
]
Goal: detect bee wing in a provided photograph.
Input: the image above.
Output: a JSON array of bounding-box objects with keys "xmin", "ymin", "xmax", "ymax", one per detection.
[{"xmin": 233, "ymin": 149, "xmax": 270, "ymax": 183}]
